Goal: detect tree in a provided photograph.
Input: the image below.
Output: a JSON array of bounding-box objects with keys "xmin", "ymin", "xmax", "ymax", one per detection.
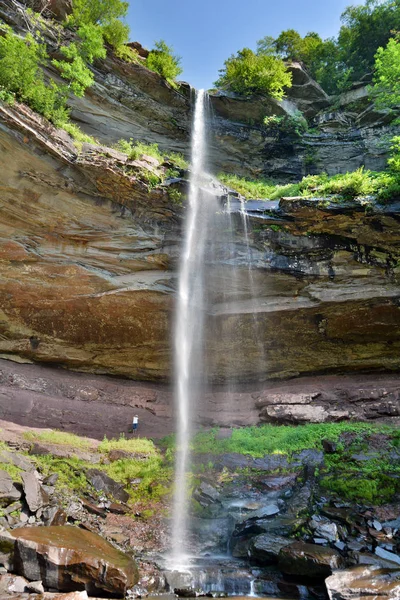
[
  {"xmin": 274, "ymin": 29, "xmax": 303, "ymax": 61},
  {"xmin": 338, "ymin": 0, "xmax": 400, "ymax": 81},
  {"xmin": 370, "ymin": 36, "xmax": 400, "ymax": 108},
  {"xmin": 70, "ymin": 0, "xmax": 128, "ymax": 28},
  {"xmin": 215, "ymin": 48, "xmax": 292, "ymax": 99},
  {"xmin": 146, "ymin": 40, "xmax": 182, "ymax": 83}
]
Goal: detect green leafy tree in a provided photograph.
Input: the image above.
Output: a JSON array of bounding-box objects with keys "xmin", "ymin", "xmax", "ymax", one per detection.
[
  {"xmin": 215, "ymin": 47, "xmax": 292, "ymax": 99},
  {"xmin": 338, "ymin": 0, "xmax": 400, "ymax": 81},
  {"xmin": 274, "ymin": 29, "xmax": 304, "ymax": 60},
  {"xmin": 146, "ymin": 40, "xmax": 182, "ymax": 83},
  {"xmin": 370, "ymin": 36, "xmax": 400, "ymax": 108},
  {"xmin": 70, "ymin": 0, "xmax": 128, "ymax": 28}
]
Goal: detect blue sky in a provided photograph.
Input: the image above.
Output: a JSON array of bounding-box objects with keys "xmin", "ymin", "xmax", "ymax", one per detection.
[{"xmin": 127, "ymin": 0, "xmax": 355, "ymax": 90}]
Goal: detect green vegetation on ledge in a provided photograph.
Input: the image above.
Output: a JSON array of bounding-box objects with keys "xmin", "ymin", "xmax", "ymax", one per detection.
[{"xmin": 219, "ymin": 162, "xmax": 400, "ymax": 203}]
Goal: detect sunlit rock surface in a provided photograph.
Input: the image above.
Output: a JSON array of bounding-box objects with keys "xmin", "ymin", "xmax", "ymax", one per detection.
[
  {"xmin": 1, "ymin": 101, "xmax": 400, "ymax": 386},
  {"xmin": 7, "ymin": 526, "xmax": 138, "ymax": 596}
]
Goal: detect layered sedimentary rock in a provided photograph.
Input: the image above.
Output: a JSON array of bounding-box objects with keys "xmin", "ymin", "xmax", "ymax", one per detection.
[{"xmin": 1, "ymin": 101, "xmax": 400, "ymax": 387}]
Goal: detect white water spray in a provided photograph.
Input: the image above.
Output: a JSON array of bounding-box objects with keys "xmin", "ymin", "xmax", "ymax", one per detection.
[{"xmin": 171, "ymin": 89, "xmax": 213, "ymax": 567}]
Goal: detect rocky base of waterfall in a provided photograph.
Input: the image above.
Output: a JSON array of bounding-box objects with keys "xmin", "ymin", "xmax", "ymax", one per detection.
[{"xmin": 0, "ymin": 419, "xmax": 398, "ymax": 600}]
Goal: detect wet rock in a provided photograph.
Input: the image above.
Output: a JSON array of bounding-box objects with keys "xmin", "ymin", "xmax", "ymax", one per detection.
[
  {"xmin": 375, "ymin": 546, "xmax": 400, "ymax": 566},
  {"xmin": 42, "ymin": 505, "xmax": 67, "ymax": 526},
  {"xmin": 310, "ymin": 517, "xmax": 338, "ymax": 542},
  {"xmin": 26, "ymin": 580, "xmax": 45, "ymax": 594},
  {"xmin": 249, "ymin": 534, "xmax": 293, "ymax": 564},
  {"xmin": 0, "ymin": 470, "xmax": 21, "ymax": 507},
  {"xmin": 191, "ymin": 516, "xmax": 233, "ymax": 554},
  {"xmin": 21, "ymin": 471, "xmax": 48, "ymax": 512},
  {"xmin": 174, "ymin": 587, "xmax": 196, "ymax": 597},
  {"xmin": 0, "ymin": 573, "xmax": 29, "ymax": 593},
  {"xmin": 86, "ymin": 469, "xmax": 129, "ymax": 503},
  {"xmin": 325, "ymin": 565, "xmax": 400, "ymax": 600},
  {"xmin": 278, "ymin": 542, "xmax": 344, "ymax": 578},
  {"xmin": 0, "ymin": 530, "xmax": 15, "ymax": 570},
  {"xmin": 9, "ymin": 525, "xmax": 138, "ymax": 596},
  {"xmin": 194, "ymin": 482, "xmax": 221, "ymax": 507}
]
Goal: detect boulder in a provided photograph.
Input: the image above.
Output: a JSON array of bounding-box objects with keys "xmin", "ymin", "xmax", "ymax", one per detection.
[
  {"xmin": 0, "ymin": 470, "xmax": 21, "ymax": 507},
  {"xmin": 9, "ymin": 526, "xmax": 138, "ymax": 596},
  {"xmin": 249, "ymin": 534, "xmax": 293, "ymax": 564},
  {"xmin": 85, "ymin": 469, "xmax": 129, "ymax": 503},
  {"xmin": 21, "ymin": 471, "xmax": 48, "ymax": 512},
  {"xmin": 278, "ymin": 542, "xmax": 344, "ymax": 578},
  {"xmin": 325, "ymin": 566, "xmax": 400, "ymax": 600}
]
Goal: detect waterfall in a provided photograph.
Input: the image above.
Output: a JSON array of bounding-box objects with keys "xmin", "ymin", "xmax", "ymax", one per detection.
[{"xmin": 171, "ymin": 89, "xmax": 216, "ymax": 567}]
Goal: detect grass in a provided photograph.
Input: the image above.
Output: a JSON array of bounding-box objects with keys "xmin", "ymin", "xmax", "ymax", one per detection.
[
  {"xmin": 98, "ymin": 434, "xmax": 158, "ymax": 455},
  {"xmin": 219, "ymin": 168, "xmax": 400, "ymax": 203},
  {"xmin": 184, "ymin": 422, "xmax": 392, "ymax": 458},
  {"xmin": 23, "ymin": 429, "xmax": 93, "ymax": 449},
  {"xmin": 0, "ymin": 462, "xmax": 22, "ymax": 482},
  {"xmin": 62, "ymin": 122, "xmax": 98, "ymax": 148},
  {"xmin": 115, "ymin": 138, "xmax": 188, "ymax": 169}
]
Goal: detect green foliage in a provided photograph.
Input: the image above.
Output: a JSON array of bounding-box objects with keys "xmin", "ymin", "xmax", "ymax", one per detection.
[
  {"xmin": 0, "ymin": 462, "xmax": 22, "ymax": 482},
  {"xmin": 32, "ymin": 454, "xmax": 93, "ymax": 493},
  {"xmin": 114, "ymin": 44, "xmax": 139, "ymax": 63},
  {"xmin": 264, "ymin": 112, "xmax": 308, "ymax": 137},
  {"xmin": 99, "ymin": 434, "xmax": 157, "ymax": 455},
  {"xmin": 189, "ymin": 422, "xmax": 383, "ymax": 458},
  {"xmin": 23, "ymin": 429, "xmax": 93, "ymax": 449},
  {"xmin": 116, "ymin": 139, "xmax": 164, "ymax": 162},
  {"xmin": 370, "ymin": 37, "xmax": 400, "ymax": 109},
  {"xmin": 167, "ymin": 152, "xmax": 188, "ymax": 170},
  {"xmin": 245, "ymin": 1, "xmax": 400, "ymax": 95},
  {"xmin": 321, "ymin": 474, "xmax": 397, "ymax": 504},
  {"xmin": 215, "ymin": 47, "xmax": 292, "ymax": 99},
  {"xmin": 0, "ymin": 29, "xmax": 69, "ymax": 124},
  {"xmin": 102, "ymin": 19, "xmax": 129, "ymax": 48},
  {"xmin": 219, "ymin": 167, "xmax": 400, "ymax": 203},
  {"xmin": 168, "ymin": 188, "xmax": 183, "ymax": 205},
  {"xmin": 115, "ymin": 139, "xmax": 188, "ymax": 169},
  {"xmin": 62, "ymin": 122, "xmax": 98, "ymax": 146},
  {"xmin": 389, "ymin": 136, "xmax": 400, "ymax": 172},
  {"xmin": 69, "ymin": 0, "xmax": 128, "ymax": 29},
  {"xmin": 146, "ymin": 40, "xmax": 182, "ymax": 84},
  {"xmin": 52, "ymin": 43, "xmax": 94, "ymax": 97},
  {"xmin": 338, "ymin": 0, "xmax": 400, "ymax": 83},
  {"xmin": 77, "ymin": 23, "xmax": 106, "ymax": 62}
]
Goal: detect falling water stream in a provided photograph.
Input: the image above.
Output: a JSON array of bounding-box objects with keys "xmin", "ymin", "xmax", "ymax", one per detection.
[{"xmin": 171, "ymin": 89, "xmax": 217, "ymax": 567}]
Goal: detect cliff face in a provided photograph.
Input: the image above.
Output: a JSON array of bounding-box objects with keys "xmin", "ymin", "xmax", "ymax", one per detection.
[
  {"xmin": 1, "ymin": 0, "xmax": 400, "ymax": 395},
  {"xmin": 1, "ymin": 101, "xmax": 400, "ymax": 386}
]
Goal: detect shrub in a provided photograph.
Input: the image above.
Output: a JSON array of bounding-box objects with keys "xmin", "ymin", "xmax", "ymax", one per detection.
[
  {"xmin": 0, "ymin": 29, "xmax": 69, "ymax": 124},
  {"xmin": 116, "ymin": 139, "xmax": 164, "ymax": 162},
  {"xmin": 102, "ymin": 19, "xmax": 129, "ymax": 48},
  {"xmin": 370, "ymin": 36, "xmax": 400, "ymax": 110},
  {"xmin": 215, "ymin": 47, "xmax": 292, "ymax": 99},
  {"xmin": 52, "ymin": 43, "xmax": 95, "ymax": 97},
  {"xmin": 77, "ymin": 23, "xmax": 106, "ymax": 62},
  {"xmin": 146, "ymin": 40, "xmax": 182, "ymax": 84},
  {"xmin": 113, "ymin": 44, "xmax": 139, "ymax": 63},
  {"xmin": 264, "ymin": 112, "xmax": 308, "ymax": 137}
]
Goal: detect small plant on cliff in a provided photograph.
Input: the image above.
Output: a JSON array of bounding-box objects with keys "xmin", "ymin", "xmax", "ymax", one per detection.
[
  {"xmin": 146, "ymin": 40, "xmax": 183, "ymax": 85},
  {"xmin": 264, "ymin": 112, "xmax": 308, "ymax": 137},
  {"xmin": 214, "ymin": 47, "xmax": 292, "ymax": 99}
]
